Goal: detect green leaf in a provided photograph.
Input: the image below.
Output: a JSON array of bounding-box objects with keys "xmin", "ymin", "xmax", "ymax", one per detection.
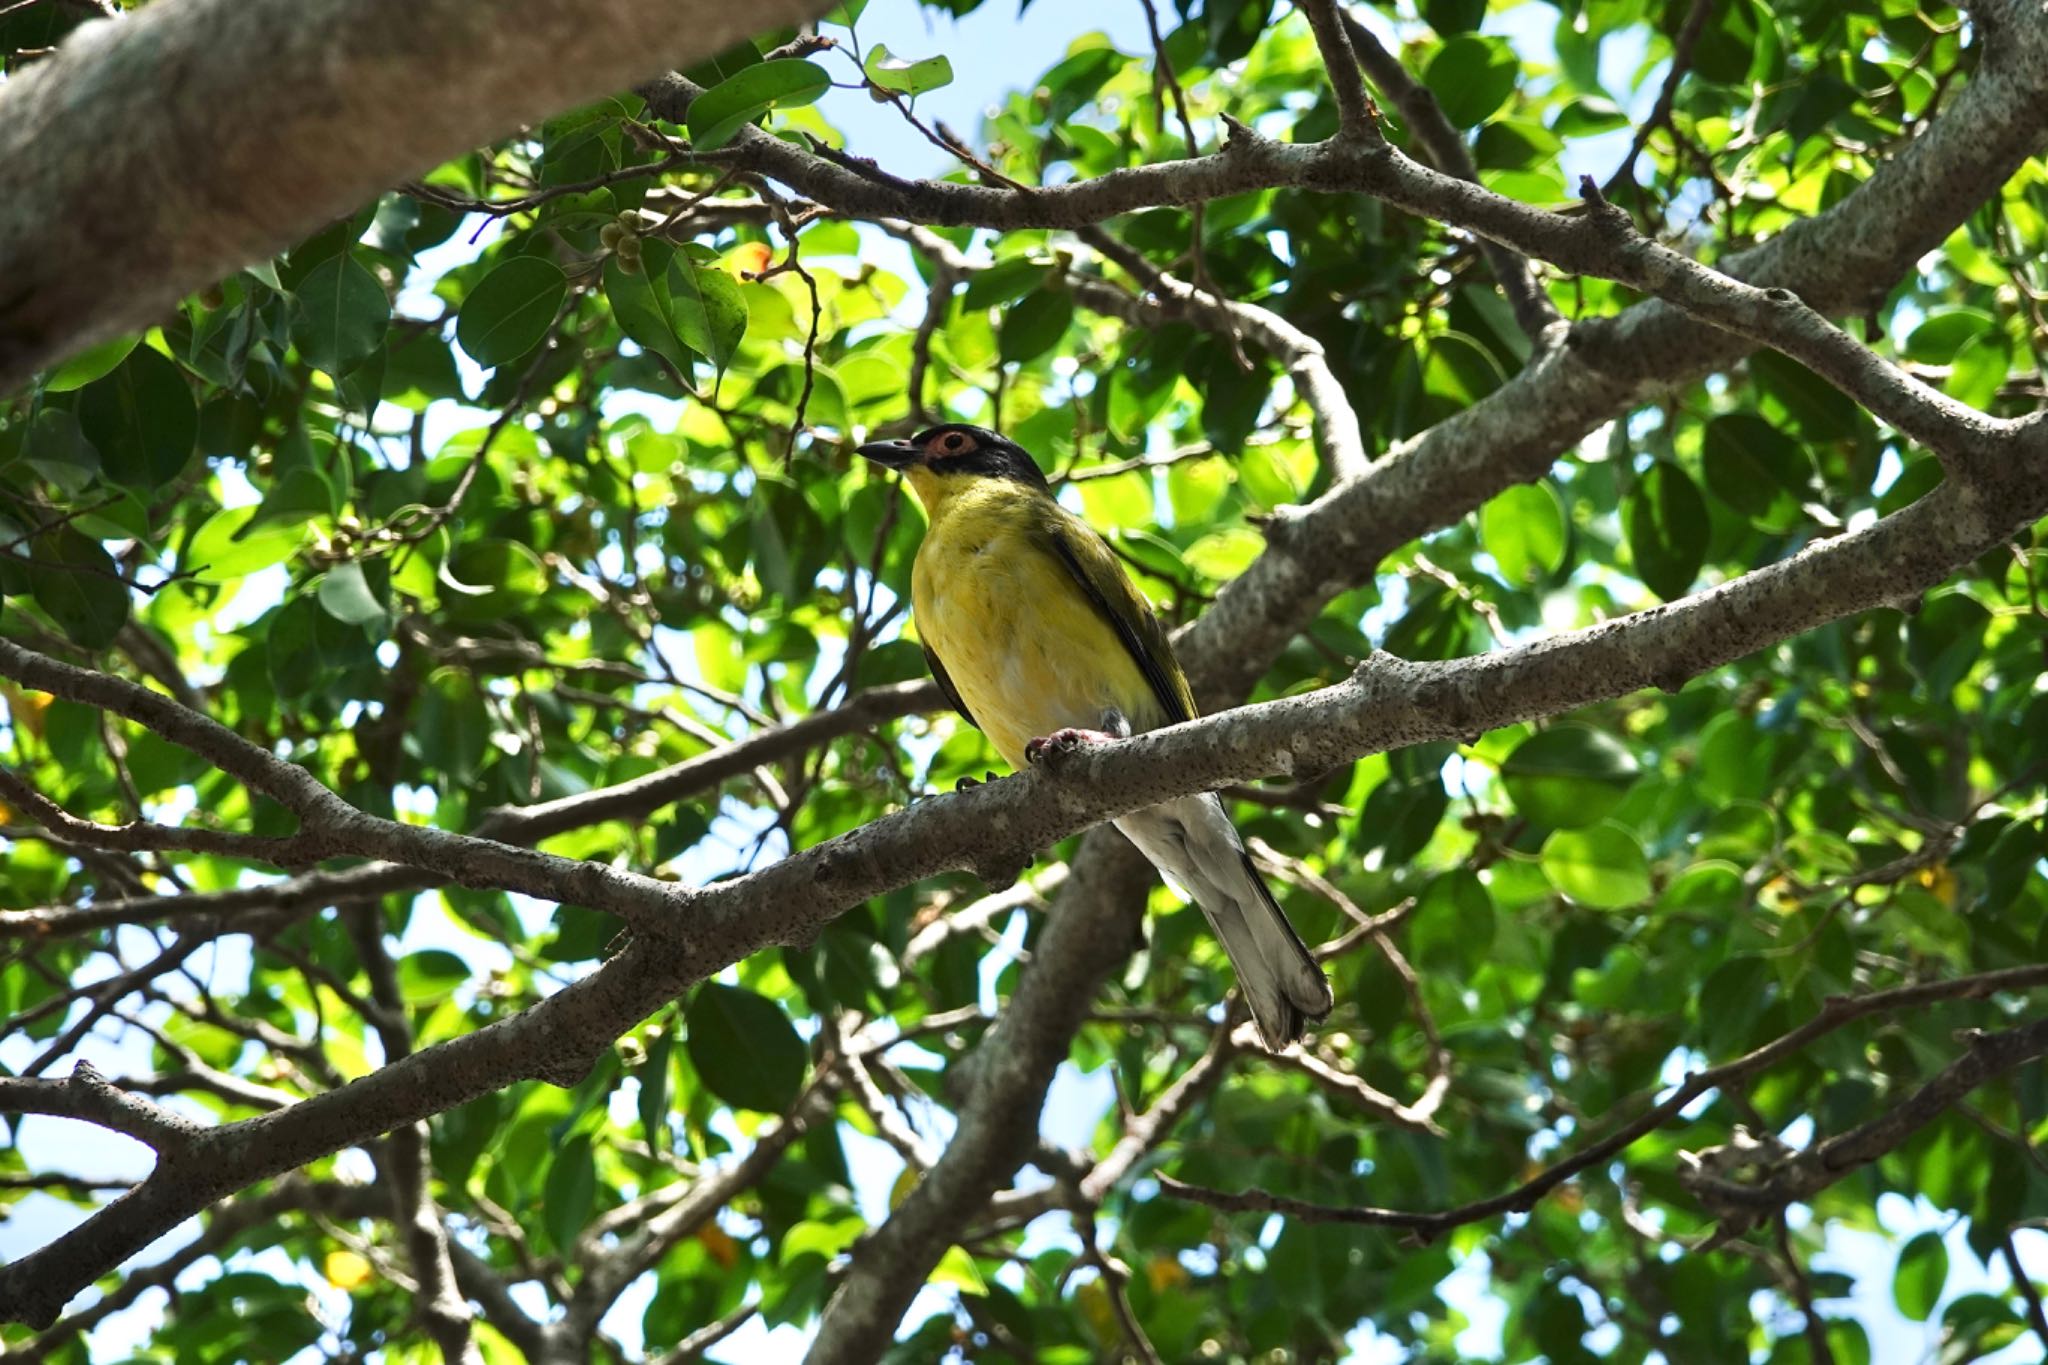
[
  {"xmin": 1623, "ymin": 459, "xmax": 1708, "ymax": 601},
  {"xmin": 291, "ymin": 253, "xmax": 390, "ymax": 376},
  {"xmin": 999, "ymin": 290, "xmax": 1074, "ymax": 366},
  {"xmin": 457, "ymin": 257, "xmax": 567, "ymax": 368},
  {"xmin": 43, "ymin": 333, "xmax": 139, "ymax": 393},
  {"xmin": 542, "ymin": 1132, "xmax": 597, "ymax": 1251},
  {"xmin": 316, "ymin": 562, "xmax": 387, "ymax": 626},
  {"xmin": 186, "ymin": 505, "xmax": 306, "ymax": 582},
  {"xmin": 1500, "ymin": 725, "xmax": 1640, "ymax": 829},
  {"xmin": 686, "ymin": 60, "xmax": 831, "ymax": 151},
  {"xmin": 1904, "ymin": 308, "xmax": 1993, "ymax": 364},
  {"xmin": 27, "ymin": 528, "xmax": 129, "ymax": 649},
  {"xmin": 441, "ymin": 539, "xmax": 548, "ymax": 621},
  {"xmin": 23, "ymin": 409, "xmax": 101, "ymax": 494},
  {"xmin": 1892, "ymin": 1230, "xmax": 1948, "ymax": 1321},
  {"xmin": 669, "ymin": 261, "xmax": 748, "ymax": 376},
  {"xmin": 864, "ymin": 43, "xmax": 954, "ymax": 96},
  {"xmin": 1424, "ymin": 35, "xmax": 1518, "ymax": 127},
  {"xmin": 1182, "ymin": 527, "xmax": 1264, "ymax": 579},
  {"xmin": 397, "ymin": 949, "xmax": 470, "ymax": 1004},
  {"xmin": 961, "ymin": 258, "xmax": 1052, "ymax": 312},
  {"xmin": 1696, "ymin": 954, "xmax": 1772, "ymax": 1058},
  {"xmin": 1423, "ymin": 0, "xmax": 1486, "ymax": 34},
  {"xmin": 1702, "ymin": 412, "xmax": 1811, "ymax": 522},
  {"xmin": 932, "ymin": 1245, "xmax": 987, "ymax": 1292},
  {"xmin": 1946, "ymin": 332, "xmax": 2010, "ymax": 411},
  {"xmin": 782, "ymin": 1215, "xmax": 863, "ymax": 1266},
  {"xmin": 684, "ymin": 983, "xmax": 808, "ymax": 1113},
  {"xmin": 1480, "ymin": 481, "xmax": 1566, "ymax": 586},
  {"xmin": 75, "ymin": 346, "xmax": 198, "ymax": 490},
  {"xmin": 1752, "ymin": 351, "xmax": 1860, "ymax": 440},
  {"xmin": 637, "ymin": 1024, "xmax": 673, "ymax": 1150},
  {"xmin": 605, "ymin": 242, "xmax": 691, "ymax": 369},
  {"xmin": 1539, "ymin": 824, "xmax": 1652, "ymax": 909}
]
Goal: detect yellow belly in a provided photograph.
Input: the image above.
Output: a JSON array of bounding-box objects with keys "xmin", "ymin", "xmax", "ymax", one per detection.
[{"xmin": 913, "ymin": 513, "xmax": 1160, "ymax": 770}]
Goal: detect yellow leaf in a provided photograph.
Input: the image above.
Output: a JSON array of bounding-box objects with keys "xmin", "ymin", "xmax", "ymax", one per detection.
[
  {"xmin": 1918, "ymin": 863, "xmax": 1958, "ymax": 907},
  {"xmin": 1146, "ymin": 1256, "xmax": 1188, "ymax": 1294},
  {"xmin": 697, "ymin": 1223, "xmax": 739, "ymax": 1269},
  {"xmin": 324, "ymin": 1250, "xmax": 373, "ymax": 1290},
  {"xmin": 727, "ymin": 242, "xmax": 774, "ymax": 278},
  {"xmin": 1076, "ymin": 1278, "xmax": 1116, "ymax": 1340},
  {"xmin": 932, "ymin": 1245, "xmax": 985, "ymax": 1293},
  {"xmin": 1, "ymin": 684, "xmax": 50, "ymax": 739}
]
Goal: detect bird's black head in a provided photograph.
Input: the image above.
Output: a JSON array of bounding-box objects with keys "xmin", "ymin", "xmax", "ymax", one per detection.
[{"xmin": 856, "ymin": 424, "xmax": 1051, "ymax": 492}]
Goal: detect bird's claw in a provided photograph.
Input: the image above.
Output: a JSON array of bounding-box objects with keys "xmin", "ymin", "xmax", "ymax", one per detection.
[
  {"xmin": 1024, "ymin": 727, "xmax": 1116, "ymax": 765},
  {"xmin": 955, "ymin": 770, "xmax": 1003, "ymax": 791}
]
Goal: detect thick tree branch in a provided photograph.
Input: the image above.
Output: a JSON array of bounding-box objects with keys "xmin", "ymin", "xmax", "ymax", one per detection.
[
  {"xmin": 806, "ymin": 835, "xmax": 1159, "ymax": 1362},
  {"xmin": 0, "ymin": 0, "xmax": 838, "ymax": 390},
  {"xmin": 0, "ymin": 679, "xmax": 940, "ymax": 940},
  {"xmin": 0, "ymin": 1063, "xmax": 205, "ymax": 1155}
]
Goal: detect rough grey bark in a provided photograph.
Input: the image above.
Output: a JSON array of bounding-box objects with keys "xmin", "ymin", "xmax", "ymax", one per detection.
[{"xmin": 0, "ymin": 0, "xmax": 836, "ymax": 391}]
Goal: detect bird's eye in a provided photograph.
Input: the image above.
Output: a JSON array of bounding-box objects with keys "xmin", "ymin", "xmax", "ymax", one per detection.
[{"xmin": 936, "ymin": 432, "xmax": 971, "ymax": 455}]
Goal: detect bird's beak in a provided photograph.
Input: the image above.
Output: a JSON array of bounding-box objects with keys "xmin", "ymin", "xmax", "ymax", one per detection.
[{"xmin": 856, "ymin": 437, "xmax": 920, "ymax": 470}]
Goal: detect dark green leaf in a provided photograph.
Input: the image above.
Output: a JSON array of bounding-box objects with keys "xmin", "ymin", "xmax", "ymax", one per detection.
[
  {"xmin": 27, "ymin": 528, "xmax": 129, "ymax": 648},
  {"xmin": 75, "ymin": 346, "xmax": 198, "ymax": 489},
  {"xmin": 1623, "ymin": 459, "xmax": 1708, "ymax": 600},
  {"xmin": 1501, "ymin": 725, "xmax": 1641, "ymax": 829},
  {"xmin": 1480, "ymin": 481, "xmax": 1567, "ymax": 586},
  {"xmin": 23, "ymin": 409, "xmax": 101, "ymax": 494},
  {"xmin": 1702, "ymin": 412, "xmax": 1812, "ymax": 522},
  {"xmin": 999, "ymin": 291, "xmax": 1074, "ymax": 366},
  {"xmin": 291, "ymin": 253, "xmax": 390, "ymax": 376},
  {"xmin": 605, "ymin": 241, "xmax": 691, "ymax": 369},
  {"xmin": 684, "ymin": 983, "xmax": 808, "ymax": 1113},
  {"xmin": 1424, "ymin": 36, "xmax": 1518, "ymax": 127},
  {"xmin": 670, "ymin": 261, "xmax": 748, "ymax": 375},
  {"xmin": 637, "ymin": 1025, "xmax": 674, "ymax": 1150},
  {"xmin": 457, "ymin": 257, "xmax": 567, "ymax": 368},
  {"xmin": 543, "ymin": 1132, "xmax": 597, "ymax": 1251}
]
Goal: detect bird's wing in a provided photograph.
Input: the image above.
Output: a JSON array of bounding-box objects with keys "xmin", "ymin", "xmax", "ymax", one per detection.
[
  {"xmin": 921, "ymin": 641, "xmax": 981, "ymax": 730},
  {"xmin": 1042, "ymin": 515, "xmax": 1198, "ymax": 726}
]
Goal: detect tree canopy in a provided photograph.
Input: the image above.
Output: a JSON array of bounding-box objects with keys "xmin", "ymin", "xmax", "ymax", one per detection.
[{"xmin": 2, "ymin": 0, "xmax": 2046, "ymax": 1362}]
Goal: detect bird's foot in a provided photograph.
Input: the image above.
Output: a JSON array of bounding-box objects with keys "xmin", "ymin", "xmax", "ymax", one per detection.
[
  {"xmin": 1024, "ymin": 727, "xmax": 1117, "ymax": 765},
  {"xmin": 955, "ymin": 770, "xmax": 1004, "ymax": 791}
]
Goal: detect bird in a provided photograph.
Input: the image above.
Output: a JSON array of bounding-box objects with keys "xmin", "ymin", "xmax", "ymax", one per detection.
[{"xmin": 856, "ymin": 422, "xmax": 1333, "ymax": 1049}]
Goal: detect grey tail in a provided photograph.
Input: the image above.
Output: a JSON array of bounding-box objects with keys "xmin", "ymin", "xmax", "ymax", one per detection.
[
  {"xmin": 1216, "ymin": 850, "xmax": 1335, "ymax": 1049},
  {"xmin": 1114, "ymin": 794, "xmax": 1334, "ymax": 1050}
]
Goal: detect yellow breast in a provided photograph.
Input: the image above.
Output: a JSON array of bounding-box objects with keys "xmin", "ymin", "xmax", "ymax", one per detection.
[{"xmin": 909, "ymin": 478, "xmax": 1163, "ymax": 769}]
